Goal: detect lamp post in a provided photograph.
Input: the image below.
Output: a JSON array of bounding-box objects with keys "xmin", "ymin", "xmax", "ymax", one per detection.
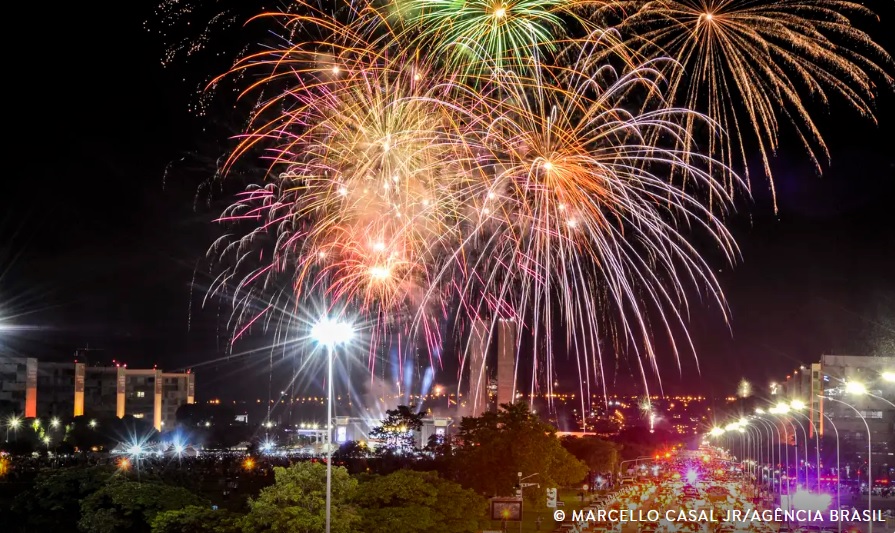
[
  {"xmin": 5, "ymin": 416, "xmax": 20, "ymax": 442},
  {"xmin": 844, "ymin": 381, "xmax": 895, "ymax": 409},
  {"xmin": 822, "ymin": 395, "xmax": 872, "ymax": 533},
  {"xmin": 752, "ymin": 414, "xmax": 780, "ymax": 498},
  {"xmin": 787, "ymin": 403, "xmax": 819, "ymax": 490},
  {"xmin": 311, "ymin": 317, "xmax": 353, "ymax": 533},
  {"xmin": 518, "ymin": 472, "xmax": 539, "ymax": 533},
  {"xmin": 819, "ymin": 411, "xmax": 842, "ymax": 533},
  {"xmin": 787, "ymin": 417, "xmax": 808, "ymax": 490},
  {"xmin": 768, "ymin": 406, "xmax": 795, "ymax": 503},
  {"xmin": 739, "ymin": 424, "xmax": 758, "ymax": 495}
]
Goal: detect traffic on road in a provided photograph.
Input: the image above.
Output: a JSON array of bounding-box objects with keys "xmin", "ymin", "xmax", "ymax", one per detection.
[{"xmin": 551, "ymin": 445, "xmax": 885, "ymax": 533}]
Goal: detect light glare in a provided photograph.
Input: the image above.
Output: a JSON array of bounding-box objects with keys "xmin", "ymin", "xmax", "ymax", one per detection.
[
  {"xmin": 311, "ymin": 318, "xmax": 354, "ymax": 347},
  {"xmin": 844, "ymin": 381, "xmax": 867, "ymax": 395}
]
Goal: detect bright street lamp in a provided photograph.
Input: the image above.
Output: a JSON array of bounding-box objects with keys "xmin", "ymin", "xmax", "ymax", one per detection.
[
  {"xmin": 50, "ymin": 417, "xmax": 60, "ymax": 429},
  {"xmin": 882, "ymin": 372, "xmax": 895, "ymax": 383},
  {"xmin": 790, "ymin": 399, "xmax": 806, "ymax": 411},
  {"xmin": 843, "ymin": 380, "xmax": 895, "ymax": 408},
  {"xmin": 311, "ymin": 318, "xmax": 354, "ymax": 349},
  {"xmin": 844, "ymin": 381, "xmax": 867, "ymax": 396},
  {"xmin": 5, "ymin": 416, "xmax": 21, "ymax": 442},
  {"xmin": 311, "ymin": 316, "xmax": 353, "ymax": 533}
]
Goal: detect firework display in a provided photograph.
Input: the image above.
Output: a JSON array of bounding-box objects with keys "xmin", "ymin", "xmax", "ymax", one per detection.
[
  {"xmin": 615, "ymin": 0, "xmax": 894, "ymax": 209},
  {"xmin": 168, "ymin": 0, "xmax": 891, "ymax": 393}
]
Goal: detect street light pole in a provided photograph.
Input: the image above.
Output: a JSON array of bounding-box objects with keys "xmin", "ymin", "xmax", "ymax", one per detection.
[
  {"xmin": 518, "ymin": 472, "xmax": 539, "ymax": 533},
  {"xmin": 312, "ymin": 316, "xmax": 353, "ymax": 533},
  {"xmin": 823, "ymin": 395, "xmax": 872, "ymax": 533},
  {"xmin": 752, "ymin": 415, "xmax": 779, "ymax": 499},
  {"xmin": 820, "ymin": 411, "xmax": 842, "ymax": 533},
  {"xmin": 326, "ymin": 343, "xmax": 334, "ymax": 533},
  {"xmin": 5, "ymin": 416, "xmax": 20, "ymax": 443},
  {"xmin": 788, "ymin": 408, "xmax": 821, "ymax": 490}
]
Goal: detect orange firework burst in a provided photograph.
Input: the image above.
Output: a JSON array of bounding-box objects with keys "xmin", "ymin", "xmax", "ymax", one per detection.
[{"xmin": 616, "ymin": 0, "xmax": 894, "ymax": 209}]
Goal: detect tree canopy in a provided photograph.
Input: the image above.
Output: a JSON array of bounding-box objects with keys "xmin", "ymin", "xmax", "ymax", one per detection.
[
  {"xmin": 151, "ymin": 506, "xmax": 241, "ymax": 533},
  {"xmin": 369, "ymin": 405, "xmax": 424, "ymax": 456},
  {"xmin": 11, "ymin": 465, "xmax": 118, "ymax": 530},
  {"xmin": 560, "ymin": 435, "xmax": 620, "ymax": 474},
  {"xmin": 354, "ymin": 470, "xmax": 486, "ymax": 533},
  {"xmin": 239, "ymin": 461, "xmax": 359, "ymax": 533},
  {"xmin": 450, "ymin": 402, "xmax": 588, "ymax": 501},
  {"xmin": 79, "ymin": 479, "xmax": 208, "ymax": 533}
]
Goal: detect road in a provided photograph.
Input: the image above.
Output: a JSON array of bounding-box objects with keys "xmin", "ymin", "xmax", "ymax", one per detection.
[{"xmin": 555, "ymin": 446, "xmax": 892, "ymax": 533}]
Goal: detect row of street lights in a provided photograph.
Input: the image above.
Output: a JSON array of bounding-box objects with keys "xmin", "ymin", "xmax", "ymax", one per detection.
[
  {"xmin": 4, "ymin": 415, "xmax": 99, "ymax": 442},
  {"xmin": 709, "ymin": 372, "xmax": 895, "ymax": 533}
]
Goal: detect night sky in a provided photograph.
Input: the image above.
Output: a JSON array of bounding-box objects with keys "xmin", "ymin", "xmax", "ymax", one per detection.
[{"xmin": 1, "ymin": 1, "xmax": 893, "ymax": 401}]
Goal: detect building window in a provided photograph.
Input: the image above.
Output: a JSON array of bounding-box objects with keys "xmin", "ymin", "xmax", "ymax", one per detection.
[{"xmin": 136, "ymin": 391, "xmax": 145, "ymax": 398}]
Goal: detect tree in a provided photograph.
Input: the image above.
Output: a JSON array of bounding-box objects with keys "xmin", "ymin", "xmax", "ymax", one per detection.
[
  {"xmin": 355, "ymin": 470, "xmax": 486, "ymax": 533},
  {"xmin": 240, "ymin": 461, "xmax": 358, "ymax": 533},
  {"xmin": 451, "ymin": 402, "xmax": 588, "ymax": 502},
  {"xmin": 863, "ymin": 290, "xmax": 895, "ymax": 358},
  {"xmin": 151, "ymin": 506, "xmax": 240, "ymax": 533},
  {"xmin": 369, "ymin": 405, "xmax": 424, "ymax": 455},
  {"xmin": 67, "ymin": 416, "xmax": 116, "ymax": 450},
  {"xmin": 560, "ymin": 436, "xmax": 620, "ymax": 474},
  {"xmin": 11, "ymin": 465, "xmax": 117, "ymax": 530},
  {"xmin": 334, "ymin": 440, "xmax": 370, "ymax": 459},
  {"xmin": 78, "ymin": 480, "xmax": 208, "ymax": 533}
]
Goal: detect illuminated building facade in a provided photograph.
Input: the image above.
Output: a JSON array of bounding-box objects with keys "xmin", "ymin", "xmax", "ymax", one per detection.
[
  {"xmin": 0, "ymin": 356, "xmax": 37, "ymax": 418},
  {"xmin": 0, "ymin": 356, "xmax": 194, "ymax": 432},
  {"xmin": 817, "ymin": 355, "xmax": 895, "ymax": 474},
  {"xmin": 335, "ymin": 415, "xmax": 453, "ymax": 448},
  {"xmin": 777, "ymin": 354, "xmax": 895, "ymax": 480}
]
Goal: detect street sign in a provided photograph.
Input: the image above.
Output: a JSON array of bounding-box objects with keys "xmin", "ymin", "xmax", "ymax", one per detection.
[
  {"xmin": 490, "ymin": 497, "xmax": 523, "ymax": 521},
  {"xmin": 546, "ymin": 488, "xmax": 557, "ymax": 508}
]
